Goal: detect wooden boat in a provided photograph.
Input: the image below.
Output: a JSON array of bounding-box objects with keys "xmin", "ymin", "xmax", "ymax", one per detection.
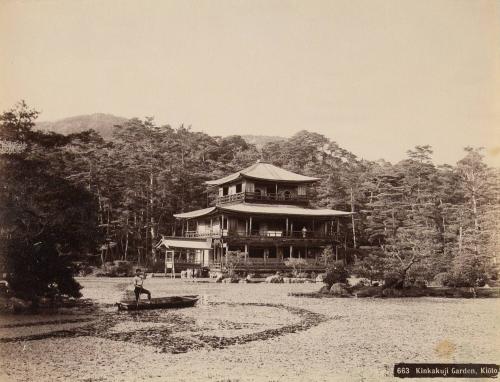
[{"xmin": 116, "ymin": 295, "xmax": 199, "ymax": 311}]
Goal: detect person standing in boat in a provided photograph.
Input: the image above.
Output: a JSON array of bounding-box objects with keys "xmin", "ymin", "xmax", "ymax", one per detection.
[{"xmin": 133, "ymin": 268, "xmax": 151, "ymax": 303}]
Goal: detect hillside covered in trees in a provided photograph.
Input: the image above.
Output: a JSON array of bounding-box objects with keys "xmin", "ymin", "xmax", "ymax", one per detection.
[{"xmin": 1, "ymin": 101, "xmax": 499, "ymax": 292}]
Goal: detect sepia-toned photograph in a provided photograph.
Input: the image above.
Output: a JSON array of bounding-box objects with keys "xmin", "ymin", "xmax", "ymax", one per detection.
[{"xmin": 0, "ymin": 0, "xmax": 499, "ymax": 381}]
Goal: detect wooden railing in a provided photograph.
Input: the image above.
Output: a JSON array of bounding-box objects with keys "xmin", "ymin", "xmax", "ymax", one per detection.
[
  {"xmin": 183, "ymin": 229, "xmax": 343, "ymax": 241},
  {"xmin": 213, "ymin": 191, "xmax": 309, "ymax": 205}
]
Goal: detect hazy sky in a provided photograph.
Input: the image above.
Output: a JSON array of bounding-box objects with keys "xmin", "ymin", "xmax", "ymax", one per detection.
[{"xmin": 1, "ymin": 0, "xmax": 499, "ymax": 166}]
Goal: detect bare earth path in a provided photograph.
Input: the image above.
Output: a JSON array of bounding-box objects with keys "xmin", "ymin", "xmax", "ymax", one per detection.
[{"xmin": 0, "ymin": 277, "xmax": 498, "ymax": 382}]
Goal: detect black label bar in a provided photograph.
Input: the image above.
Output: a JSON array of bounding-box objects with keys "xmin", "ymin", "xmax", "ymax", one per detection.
[{"xmin": 394, "ymin": 363, "xmax": 499, "ymax": 378}]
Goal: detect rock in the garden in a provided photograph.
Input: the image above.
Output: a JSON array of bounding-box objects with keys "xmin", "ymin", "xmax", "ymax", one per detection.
[
  {"xmin": 265, "ymin": 275, "xmax": 284, "ymax": 283},
  {"xmin": 381, "ymin": 288, "xmax": 404, "ymax": 297},
  {"xmin": 215, "ymin": 274, "xmax": 224, "ymax": 283},
  {"xmin": 329, "ymin": 283, "xmax": 351, "ymax": 297},
  {"xmin": 316, "ymin": 274, "xmax": 326, "ymax": 283},
  {"xmin": 239, "ymin": 279, "xmax": 248, "ymax": 283},
  {"xmin": 11, "ymin": 297, "xmax": 32, "ymax": 311},
  {"xmin": 355, "ymin": 286, "xmax": 382, "ymax": 298},
  {"xmin": 39, "ymin": 297, "xmax": 52, "ymax": 307},
  {"xmin": 0, "ymin": 296, "xmax": 13, "ymax": 313},
  {"xmin": 283, "ymin": 277, "xmax": 291, "ymax": 283},
  {"xmin": 318, "ymin": 284, "xmax": 330, "ymax": 294}
]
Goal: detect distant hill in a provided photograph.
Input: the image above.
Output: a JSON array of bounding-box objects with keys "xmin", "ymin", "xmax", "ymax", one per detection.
[
  {"xmin": 36, "ymin": 113, "xmax": 128, "ymax": 140},
  {"xmin": 36, "ymin": 114, "xmax": 285, "ymax": 146},
  {"xmin": 240, "ymin": 135, "xmax": 284, "ymax": 149}
]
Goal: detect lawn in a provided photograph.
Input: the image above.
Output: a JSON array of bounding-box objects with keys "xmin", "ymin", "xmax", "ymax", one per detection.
[{"xmin": 0, "ymin": 277, "xmax": 498, "ymax": 381}]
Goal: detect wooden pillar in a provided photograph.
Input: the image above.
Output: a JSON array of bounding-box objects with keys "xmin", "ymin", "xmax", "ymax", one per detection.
[
  {"xmin": 221, "ymin": 215, "xmax": 225, "ymax": 237},
  {"xmin": 245, "ymin": 218, "xmax": 249, "ymax": 236},
  {"xmin": 244, "ymin": 244, "xmax": 248, "ymax": 263},
  {"xmin": 290, "ymin": 245, "xmax": 293, "ymax": 259},
  {"xmin": 249, "ymin": 216, "xmax": 253, "ymax": 235},
  {"xmin": 285, "ymin": 218, "xmax": 289, "ymax": 236},
  {"xmin": 290, "ymin": 222, "xmax": 294, "ymax": 237},
  {"xmin": 210, "ymin": 218, "xmax": 213, "ymax": 235}
]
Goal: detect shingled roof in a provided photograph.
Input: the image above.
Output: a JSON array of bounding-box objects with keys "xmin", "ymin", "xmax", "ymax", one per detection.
[{"xmin": 205, "ymin": 162, "xmax": 319, "ymax": 186}]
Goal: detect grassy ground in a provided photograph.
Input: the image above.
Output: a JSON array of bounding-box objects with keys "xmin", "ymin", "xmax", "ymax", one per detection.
[{"xmin": 0, "ymin": 277, "xmax": 498, "ymax": 382}]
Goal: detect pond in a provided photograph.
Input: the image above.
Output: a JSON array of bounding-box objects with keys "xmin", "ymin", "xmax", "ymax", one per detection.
[{"xmin": 0, "ymin": 277, "xmax": 498, "ymax": 381}]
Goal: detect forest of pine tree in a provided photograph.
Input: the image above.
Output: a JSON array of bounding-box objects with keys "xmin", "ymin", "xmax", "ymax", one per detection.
[{"xmin": 1, "ymin": 101, "xmax": 498, "ymax": 295}]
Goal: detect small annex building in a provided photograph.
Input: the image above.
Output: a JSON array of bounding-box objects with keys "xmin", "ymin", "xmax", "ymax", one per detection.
[{"xmin": 157, "ymin": 161, "xmax": 352, "ymax": 274}]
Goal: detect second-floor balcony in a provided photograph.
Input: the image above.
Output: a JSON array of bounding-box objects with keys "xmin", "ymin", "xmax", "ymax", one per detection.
[
  {"xmin": 184, "ymin": 229, "xmax": 343, "ymax": 242},
  {"xmin": 212, "ymin": 191, "xmax": 309, "ymax": 206}
]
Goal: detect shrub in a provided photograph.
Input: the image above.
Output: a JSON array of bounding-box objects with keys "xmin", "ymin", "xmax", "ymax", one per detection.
[
  {"xmin": 433, "ymin": 272, "xmax": 449, "ymax": 287},
  {"xmin": 104, "ymin": 260, "xmax": 134, "ymax": 277},
  {"xmin": 352, "ymin": 279, "xmax": 370, "ymax": 289},
  {"xmin": 383, "ymin": 271, "xmax": 405, "ymax": 289},
  {"xmin": 356, "ymin": 286, "xmax": 382, "ymax": 297},
  {"xmin": 284, "ymin": 258, "xmax": 308, "ymax": 277},
  {"xmin": 442, "ymin": 257, "xmax": 489, "ymax": 288},
  {"xmin": 225, "ymin": 250, "xmax": 245, "ymax": 277},
  {"xmin": 413, "ymin": 278, "xmax": 427, "ymax": 288},
  {"xmin": 352, "ymin": 254, "xmax": 385, "ymax": 285},
  {"xmin": 324, "ymin": 261, "xmax": 349, "ymax": 287},
  {"xmin": 447, "ymin": 255, "xmax": 490, "ymax": 287},
  {"xmin": 6, "ymin": 238, "xmax": 82, "ymax": 303}
]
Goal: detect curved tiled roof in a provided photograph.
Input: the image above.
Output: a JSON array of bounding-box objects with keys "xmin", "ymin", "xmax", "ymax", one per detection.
[
  {"xmin": 173, "ymin": 203, "xmax": 351, "ymax": 219},
  {"xmin": 205, "ymin": 162, "xmax": 319, "ymax": 186}
]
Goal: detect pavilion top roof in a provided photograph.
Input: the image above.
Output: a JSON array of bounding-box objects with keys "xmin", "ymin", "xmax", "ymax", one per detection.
[{"xmin": 205, "ymin": 161, "xmax": 320, "ymax": 186}]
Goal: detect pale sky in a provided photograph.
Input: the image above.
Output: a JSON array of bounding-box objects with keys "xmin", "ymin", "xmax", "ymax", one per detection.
[{"xmin": 1, "ymin": 0, "xmax": 499, "ymax": 166}]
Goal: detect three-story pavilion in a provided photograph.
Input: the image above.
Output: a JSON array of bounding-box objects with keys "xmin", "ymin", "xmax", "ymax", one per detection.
[{"xmin": 157, "ymin": 161, "xmax": 352, "ymax": 273}]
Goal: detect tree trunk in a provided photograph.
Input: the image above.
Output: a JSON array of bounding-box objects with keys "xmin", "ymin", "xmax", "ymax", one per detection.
[
  {"xmin": 149, "ymin": 166, "xmax": 156, "ymax": 263},
  {"xmin": 350, "ymin": 187, "xmax": 357, "ymax": 248}
]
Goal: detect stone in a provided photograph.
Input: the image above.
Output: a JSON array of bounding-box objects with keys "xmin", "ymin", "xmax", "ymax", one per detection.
[
  {"xmin": 39, "ymin": 297, "xmax": 53, "ymax": 307},
  {"xmin": 265, "ymin": 275, "xmax": 284, "ymax": 283},
  {"xmin": 215, "ymin": 275, "xmax": 224, "ymax": 283},
  {"xmin": 355, "ymin": 286, "xmax": 382, "ymax": 298},
  {"xmin": 329, "ymin": 283, "xmax": 351, "ymax": 297},
  {"xmin": 316, "ymin": 274, "xmax": 326, "ymax": 283},
  {"xmin": 0, "ymin": 296, "xmax": 13, "ymax": 313},
  {"xmin": 11, "ymin": 297, "xmax": 32, "ymax": 312},
  {"xmin": 223, "ymin": 277, "xmax": 239, "ymax": 283},
  {"xmin": 318, "ymin": 285, "xmax": 330, "ymax": 294}
]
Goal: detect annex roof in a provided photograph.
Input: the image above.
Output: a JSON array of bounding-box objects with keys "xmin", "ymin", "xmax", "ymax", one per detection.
[
  {"xmin": 173, "ymin": 206, "xmax": 216, "ymax": 219},
  {"xmin": 173, "ymin": 203, "xmax": 352, "ymax": 219},
  {"xmin": 205, "ymin": 162, "xmax": 320, "ymax": 186},
  {"xmin": 156, "ymin": 237, "xmax": 212, "ymax": 250}
]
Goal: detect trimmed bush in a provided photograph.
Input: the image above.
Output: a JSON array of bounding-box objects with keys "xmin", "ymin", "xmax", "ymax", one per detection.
[
  {"xmin": 383, "ymin": 272, "xmax": 405, "ymax": 289},
  {"xmin": 324, "ymin": 262, "xmax": 349, "ymax": 287}
]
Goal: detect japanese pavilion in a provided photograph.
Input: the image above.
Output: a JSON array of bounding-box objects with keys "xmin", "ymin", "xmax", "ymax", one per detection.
[{"xmin": 157, "ymin": 161, "xmax": 352, "ymax": 273}]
